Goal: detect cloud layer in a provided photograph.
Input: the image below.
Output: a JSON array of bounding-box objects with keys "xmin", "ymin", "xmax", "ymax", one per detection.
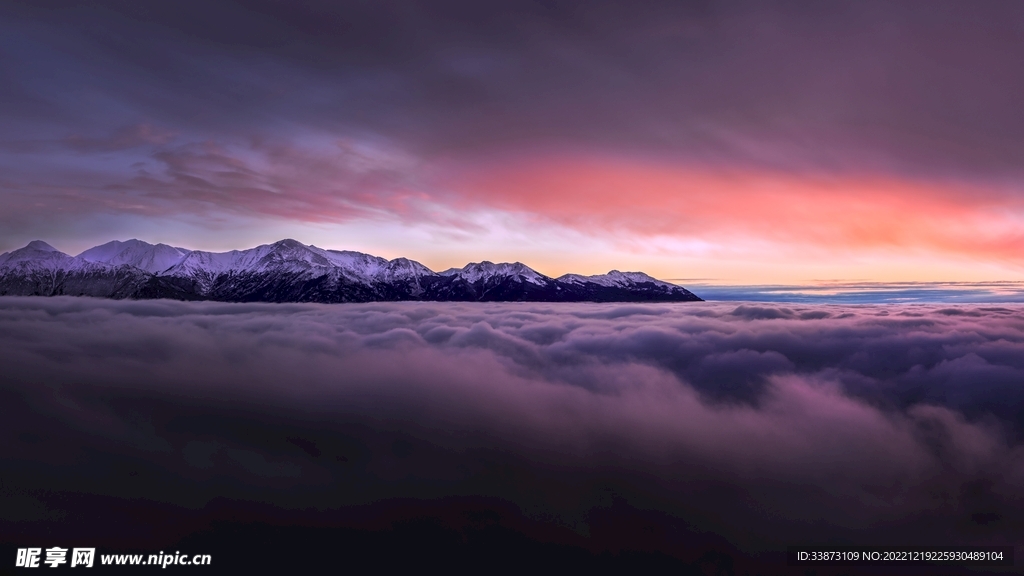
[
  {"xmin": 3, "ymin": 298, "xmax": 1024, "ymax": 570},
  {"xmin": 5, "ymin": 0, "xmax": 1023, "ymax": 177}
]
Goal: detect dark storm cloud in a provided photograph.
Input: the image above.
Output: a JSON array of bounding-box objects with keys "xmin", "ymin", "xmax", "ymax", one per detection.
[
  {"xmin": 2, "ymin": 0, "xmax": 1024, "ymax": 178},
  {"xmin": 3, "ymin": 298, "xmax": 1024, "ymax": 568}
]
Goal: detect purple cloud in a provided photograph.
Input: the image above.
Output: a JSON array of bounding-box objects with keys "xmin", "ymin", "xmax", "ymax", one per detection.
[{"xmin": 2, "ymin": 298, "xmax": 1024, "ymax": 571}]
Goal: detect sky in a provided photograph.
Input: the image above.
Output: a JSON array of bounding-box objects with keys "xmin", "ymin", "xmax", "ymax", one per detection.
[{"xmin": 2, "ymin": 1, "xmax": 1024, "ymax": 283}]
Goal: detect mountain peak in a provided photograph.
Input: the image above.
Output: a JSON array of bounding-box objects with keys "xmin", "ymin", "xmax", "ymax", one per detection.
[
  {"xmin": 0, "ymin": 240, "xmax": 74, "ymax": 269},
  {"xmin": 444, "ymin": 261, "xmax": 550, "ymax": 286},
  {"xmin": 557, "ymin": 270, "xmax": 668, "ymax": 288},
  {"xmin": 78, "ymin": 239, "xmax": 191, "ymax": 274},
  {"xmin": 26, "ymin": 240, "xmax": 58, "ymax": 252}
]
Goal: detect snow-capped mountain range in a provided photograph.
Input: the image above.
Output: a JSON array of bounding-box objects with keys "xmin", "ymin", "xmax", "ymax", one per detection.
[{"xmin": 0, "ymin": 239, "xmax": 701, "ymax": 303}]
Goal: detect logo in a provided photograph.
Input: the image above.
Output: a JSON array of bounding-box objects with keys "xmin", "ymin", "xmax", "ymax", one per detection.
[{"xmin": 15, "ymin": 548, "xmax": 94, "ymax": 569}]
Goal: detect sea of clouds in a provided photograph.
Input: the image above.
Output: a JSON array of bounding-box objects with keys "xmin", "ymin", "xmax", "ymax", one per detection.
[{"xmin": 2, "ymin": 297, "xmax": 1024, "ymax": 570}]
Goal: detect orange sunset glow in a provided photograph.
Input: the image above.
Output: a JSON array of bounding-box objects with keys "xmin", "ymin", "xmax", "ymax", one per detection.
[{"xmin": 439, "ymin": 156, "xmax": 1024, "ymax": 282}]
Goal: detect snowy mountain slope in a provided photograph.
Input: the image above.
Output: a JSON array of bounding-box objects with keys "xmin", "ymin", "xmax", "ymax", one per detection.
[
  {"xmin": 0, "ymin": 239, "xmax": 702, "ymax": 302},
  {"xmin": 0, "ymin": 241, "xmax": 154, "ymax": 298},
  {"xmin": 1, "ymin": 240, "xmax": 76, "ymax": 269},
  {"xmin": 154, "ymin": 239, "xmax": 439, "ymax": 300},
  {"xmin": 429, "ymin": 261, "xmax": 563, "ymax": 301},
  {"xmin": 440, "ymin": 261, "xmax": 550, "ymax": 286},
  {"xmin": 555, "ymin": 270, "xmax": 700, "ymax": 301},
  {"xmin": 558, "ymin": 270, "xmax": 677, "ymax": 288},
  {"xmin": 78, "ymin": 239, "xmax": 191, "ymax": 274}
]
